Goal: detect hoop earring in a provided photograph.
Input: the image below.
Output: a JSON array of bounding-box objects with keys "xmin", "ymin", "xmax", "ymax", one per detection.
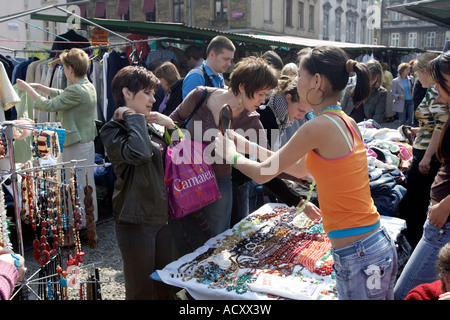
[{"xmin": 306, "ymin": 88, "xmax": 324, "ymax": 106}]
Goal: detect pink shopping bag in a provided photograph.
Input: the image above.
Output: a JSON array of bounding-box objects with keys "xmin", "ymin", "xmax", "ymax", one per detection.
[{"xmin": 164, "ymin": 138, "xmax": 221, "ymax": 219}]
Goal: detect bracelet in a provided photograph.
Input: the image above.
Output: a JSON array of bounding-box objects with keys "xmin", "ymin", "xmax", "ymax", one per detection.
[
  {"xmin": 249, "ymin": 142, "xmax": 258, "ymax": 161},
  {"xmin": 231, "ymin": 153, "xmax": 243, "ymax": 168}
]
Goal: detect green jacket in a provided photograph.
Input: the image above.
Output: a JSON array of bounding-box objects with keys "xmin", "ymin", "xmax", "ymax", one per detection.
[
  {"xmin": 34, "ymin": 78, "xmax": 97, "ymax": 146},
  {"xmin": 99, "ymin": 113, "xmax": 168, "ymax": 225}
]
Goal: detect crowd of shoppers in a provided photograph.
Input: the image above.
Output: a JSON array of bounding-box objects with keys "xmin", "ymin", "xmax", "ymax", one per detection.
[{"xmin": 7, "ymin": 33, "xmax": 450, "ymax": 301}]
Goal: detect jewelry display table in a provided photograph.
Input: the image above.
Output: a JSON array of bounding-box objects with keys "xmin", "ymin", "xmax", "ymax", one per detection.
[{"xmin": 155, "ymin": 203, "xmax": 406, "ymax": 300}]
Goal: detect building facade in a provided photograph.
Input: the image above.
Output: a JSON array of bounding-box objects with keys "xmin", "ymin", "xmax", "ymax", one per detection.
[
  {"xmin": 380, "ymin": 0, "xmax": 449, "ymax": 51},
  {"xmin": 0, "ymin": 0, "xmax": 69, "ymax": 57},
  {"xmin": 317, "ymin": 0, "xmax": 382, "ymax": 45},
  {"xmin": 71, "ymin": 0, "xmax": 320, "ymax": 39}
]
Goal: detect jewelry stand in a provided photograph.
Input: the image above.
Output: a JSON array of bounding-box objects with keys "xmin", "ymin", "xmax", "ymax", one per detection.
[{"xmin": 0, "ymin": 121, "xmax": 107, "ymax": 300}]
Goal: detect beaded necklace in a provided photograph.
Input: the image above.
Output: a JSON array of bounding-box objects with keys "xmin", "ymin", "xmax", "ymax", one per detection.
[
  {"xmin": 0, "ymin": 188, "xmax": 12, "ymax": 250},
  {"xmin": 295, "ymin": 180, "xmax": 316, "ymax": 214},
  {"xmin": 318, "ymin": 105, "xmax": 342, "ymax": 116}
]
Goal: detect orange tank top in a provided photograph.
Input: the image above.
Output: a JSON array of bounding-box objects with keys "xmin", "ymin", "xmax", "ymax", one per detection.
[{"xmin": 305, "ymin": 110, "xmax": 379, "ymax": 238}]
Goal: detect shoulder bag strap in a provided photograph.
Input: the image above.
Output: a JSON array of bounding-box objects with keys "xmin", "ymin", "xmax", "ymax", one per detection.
[{"xmin": 181, "ymin": 88, "xmax": 208, "ymax": 129}]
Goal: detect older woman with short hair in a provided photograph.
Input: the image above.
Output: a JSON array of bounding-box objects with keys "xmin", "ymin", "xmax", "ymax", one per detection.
[
  {"xmin": 392, "ymin": 62, "xmax": 415, "ymax": 125},
  {"xmin": 168, "ymin": 56, "xmax": 278, "ymax": 258}
]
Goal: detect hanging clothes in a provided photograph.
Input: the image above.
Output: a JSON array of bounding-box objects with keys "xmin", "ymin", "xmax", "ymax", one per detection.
[
  {"xmin": 145, "ymin": 48, "xmax": 178, "ymax": 68},
  {"xmin": 51, "ymin": 29, "xmax": 90, "ymax": 52},
  {"xmin": 104, "ymin": 50, "xmax": 129, "ymax": 122},
  {"xmin": 0, "ymin": 55, "xmax": 14, "ymax": 81},
  {"xmin": 0, "ymin": 62, "xmax": 20, "ymax": 113},
  {"xmin": 0, "ymin": 62, "xmax": 20, "ymax": 169},
  {"xmin": 124, "ymin": 34, "xmax": 150, "ymax": 65},
  {"xmin": 11, "ymin": 57, "xmax": 39, "ymax": 85},
  {"xmin": 12, "ymin": 85, "xmax": 33, "ymax": 164}
]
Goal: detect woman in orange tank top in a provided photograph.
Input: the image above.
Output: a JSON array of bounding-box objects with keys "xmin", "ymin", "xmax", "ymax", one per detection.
[{"xmin": 214, "ymin": 45, "xmax": 398, "ymax": 300}]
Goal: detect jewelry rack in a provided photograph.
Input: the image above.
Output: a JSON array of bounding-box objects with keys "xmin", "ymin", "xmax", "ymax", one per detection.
[{"xmin": 0, "ymin": 120, "xmax": 109, "ymax": 300}]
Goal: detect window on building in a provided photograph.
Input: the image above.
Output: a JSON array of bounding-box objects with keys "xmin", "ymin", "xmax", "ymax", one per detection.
[
  {"xmin": 286, "ymin": 0, "xmax": 293, "ymax": 26},
  {"xmin": 391, "ymin": 11, "xmax": 400, "ymax": 21},
  {"xmin": 143, "ymin": 0, "xmax": 156, "ymax": 21},
  {"xmin": 408, "ymin": 32, "xmax": 417, "ymax": 48},
  {"xmin": 118, "ymin": 0, "xmax": 130, "ymax": 20},
  {"xmin": 24, "ymin": 22, "xmax": 29, "ymax": 40},
  {"xmin": 298, "ymin": 1, "xmax": 304, "ymax": 28},
  {"xmin": 391, "ymin": 33, "xmax": 400, "ymax": 47},
  {"xmin": 323, "ymin": 12, "xmax": 329, "ymax": 39},
  {"xmin": 426, "ymin": 31, "xmax": 436, "ymax": 47},
  {"xmin": 346, "ymin": 19, "xmax": 350, "ymax": 42},
  {"xmin": 345, "ymin": 17, "xmax": 356, "ymax": 43},
  {"xmin": 351, "ymin": 19, "xmax": 356, "ymax": 42},
  {"xmin": 335, "ymin": 8, "xmax": 342, "ymax": 41},
  {"xmin": 95, "ymin": 2, "xmax": 106, "ymax": 19},
  {"xmin": 45, "ymin": 21, "xmax": 50, "ymax": 42},
  {"xmin": 308, "ymin": 5, "xmax": 314, "ymax": 31},
  {"xmin": 174, "ymin": 0, "xmax": 184, "ymax": 22},
  {"xmin": 264, "ymin": 0, "xmax": 272, "ymax": 21},
  {"xmin": 361, "ymin": 19, "xmax": 366, "ymax": 44},
  {"xmin": 335, "ymin": 15, "xmax": 341, "ymax": 41},
  {"xmin": 53, "ymin": 22, "xmax": 58, "ymax": 38},
  {"xmin": 215, "ymin": 0, "xmax": 228, "ymax": 19}
]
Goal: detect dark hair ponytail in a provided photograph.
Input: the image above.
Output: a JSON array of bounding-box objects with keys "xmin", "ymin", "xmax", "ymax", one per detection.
[
  {"xmin": 346, "ymin": 59, "xmax": 371, "ymax": 107},
  {"xmin": 302, "ymin": 46, "xmax": 371, "ymax": 107}
]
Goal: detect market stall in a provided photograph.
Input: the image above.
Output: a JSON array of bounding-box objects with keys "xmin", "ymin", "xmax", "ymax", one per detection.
[{"xmin": 155, "ymin": 203, "xmax": 406, "ymax": 300}]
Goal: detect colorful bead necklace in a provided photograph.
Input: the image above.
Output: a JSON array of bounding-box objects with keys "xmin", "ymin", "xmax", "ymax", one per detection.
[{"xmin": 318, "ymin": 104, "xmax": 342, "ymax": 116}]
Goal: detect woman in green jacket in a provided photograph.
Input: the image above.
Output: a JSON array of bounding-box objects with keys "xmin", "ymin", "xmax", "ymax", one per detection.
[{"xmin": 17, "ymin": 48, "xmax": 98, "ymax": 226}]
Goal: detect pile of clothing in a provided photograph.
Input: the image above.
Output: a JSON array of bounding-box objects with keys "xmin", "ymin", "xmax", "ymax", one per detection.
[{"xmin": 358, "ymin": 120, "xmax": 413, "ymax": 216}]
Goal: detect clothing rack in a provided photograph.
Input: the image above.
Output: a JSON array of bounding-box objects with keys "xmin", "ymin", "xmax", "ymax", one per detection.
[{"xmin": 0, "ymin": 37, "xmax": 169, "ymax": 55}]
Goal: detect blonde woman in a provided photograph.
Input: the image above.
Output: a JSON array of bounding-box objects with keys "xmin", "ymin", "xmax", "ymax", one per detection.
[
  {"xmin": 17, "ymin": 48, "xmax": 98, "ymax": 225},
  {"xmin": 392, "ymin": 62, "xmax": 414, "ymax": 125}
]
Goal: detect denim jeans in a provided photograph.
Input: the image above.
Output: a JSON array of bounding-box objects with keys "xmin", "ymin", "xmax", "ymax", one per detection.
[
  {"xmin": 331, "ymin": 227, "xmax": 398, "ymax": 300},
  {"xmin": 401, "ymin": 99, "xmax": 414, "ymax": 126},
  {"xmin": 399, "ymin": 149, "xmax": 442, "ymax": 248},
  {"xmin": 202, "ymin": 174, "xmax": 233, "ymax": 235},
  {"xmin": 231, "ymin": 180, "xmax": 250, "ymax": 227},
  {"xmin": 393, "ymin": 218, "xmax": 450, "ymax": 300}
]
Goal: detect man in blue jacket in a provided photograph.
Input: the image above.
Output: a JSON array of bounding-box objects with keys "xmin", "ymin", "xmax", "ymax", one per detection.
[{"xmin": 182, "ymin": 35, "xmax": 235, "ymax": 98}]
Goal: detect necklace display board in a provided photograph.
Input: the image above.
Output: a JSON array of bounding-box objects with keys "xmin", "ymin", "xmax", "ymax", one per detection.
[{"xmin": 0, "ymin": 121, "xmax": 105, "ymax": 300}]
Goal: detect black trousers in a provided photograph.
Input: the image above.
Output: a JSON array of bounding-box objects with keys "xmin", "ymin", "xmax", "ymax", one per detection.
[{"xmin": 398, "ymin": 148, "xmax": 441, "ymax": 248}]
